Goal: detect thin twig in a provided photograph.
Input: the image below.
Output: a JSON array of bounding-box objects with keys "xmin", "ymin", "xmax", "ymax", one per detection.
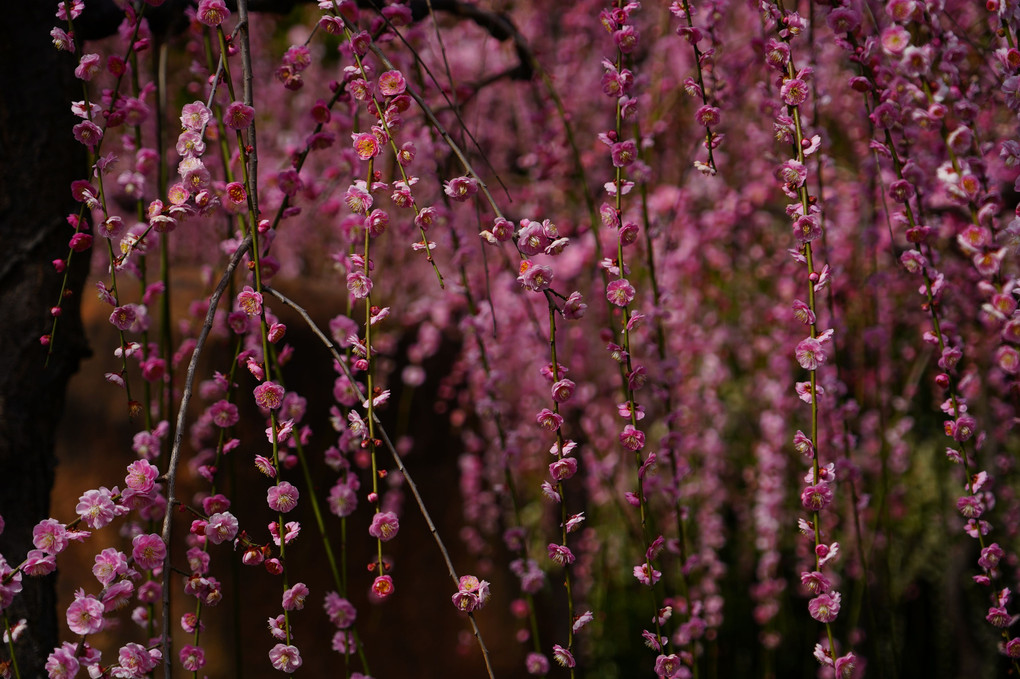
[
  {"xmin": 160, "ymin": 234, "xmax": 252, "ymax": 679},
  {"xmin": 264, "ymin": 285, "xmax": 496, "ymax": 679}
]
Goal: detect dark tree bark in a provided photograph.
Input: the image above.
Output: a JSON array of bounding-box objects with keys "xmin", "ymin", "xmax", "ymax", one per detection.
[{"xmin": 0, "ymin": 3, "xmax": 90, "ymax": 676}]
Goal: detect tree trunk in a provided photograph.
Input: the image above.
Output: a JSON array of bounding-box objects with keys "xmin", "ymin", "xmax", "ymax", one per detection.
[{"xmin": 0, "ymin": 3, "xmax": 90, "ymax": 675}]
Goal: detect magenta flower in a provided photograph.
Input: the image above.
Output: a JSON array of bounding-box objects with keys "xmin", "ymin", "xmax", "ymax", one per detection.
[
  {"xmin": 606, "ymin": 278, "xmax": 636, "ymax": 306},
  {"xmin": 633, "ymin": 562, "xmax": 662, "ymax": 586},
  {"xmin": 552, "ymin": 644, "xmax": 576, "ymax": 668},
  {"xmin": 517, "ymin": 220, "xmax": 549, "ymax": 255},
  {"xmin": 549, "ymin": 457, "xmax": 578, "ymax": 482},
  {"xmin": 780, "ymin": 78, "xmax": 809, "ymax": 106},
  {"xmin": 611, "ymin": 140, "xmax": 637, "ymax": 167},
  {"xmin": 619, "ymin": 424, "xmax": 645, "ymax": 451},
  {"xmin": 224, "ymin": 102, "xmax": 255, "ymax": 130},
  {"xmin": 368, "ymin": 511, "xmax": 400, "ymax": 541},
  {"xmin": 180, "ymin": 644, "xmax": 206, "ymax": 671},
  {"xmin": 24, "ymin": 550, "xmax": 56, "ymax": 577},
  {"xmin": 328, "ymin": 481, "xmax": 358, "ymax": 517},
  {"xmin": 237, "ymin": 286, "xmax": 262, "ymax": 316},
  {"xmin": 76, "ymin": 488, "xmax": 117, "ymax": 529},
  {"xmin": 92, "ymin": 548, "xmax": 127, "ymax": 586},
  {"xmin": 808, "ymin": 591, "xmax": 841, "ymax": 623},
  {"xmin": 800, "ymin": 570, "xmax": 831, "ymax": 595},
  {"xmin": 694, "ymin": 104, "xmax": 721, "ymax": 127},
  {"xmin": 346, "ymin": 270, "xmax": 373, "ymax": 299},
  {"xmin": 792, "ymin": 215, "xmax": 821, "ymax": 242},
  {"xmin": 801, "ymin": 483, "xmax": 834, "ymax": 512},
  {"xmin": 45, "ymin": 644, "xmax": 79, "ymax": 679},
  {"xmin": 536, "ymin": 408, "xmax": 563, "ymax": 431},
  {"xmin": 443, "ymin": 176, "xmax": 478, "ymax": 201},
  {"xmin": 834, "ymin": 652, "xmax": 857, "ymax": 678},
  {"xmin": 253, "ymin": 381, "xmax": 285, "ymax": 410},
  {"xmin": 74, "ymin": 53, "xmax": 101, "ymax": 81},
  {"xmin": 180, "ymin": 101, "xmax": 212, "ymax": 130},
  {"xmin": 33, "ymin": 519, "xmax": 69, "ymax": 555},
  {"xmin": 371, "ymin": 575, "xmax": 395, "ymax": 599},
  {"xmin": 267, "ymin": 481, "xmax": 300, "ymax": 513},
  {"xmin": 378, "ymin": 70, "xmax": 407, "ymax": 96},
  {"xmin": 352, "ymin": 133, "xmax": 380, "ymax": 160},
  {"xmin": 131, "ymin": 533, "xmax": 166, "ymax": 570},
  {"xmin": 525, "ymin": 652, "xmax": 550, "ymax": 675},
  {"xmin": 205, "ymin": 512, "xmax": 239, "ymax": 544},
  {"xmin": 518, "ymin": 263, "xmax": 554, "ymax": 292},
  {"xmin": 72, "ymin": 120, "xmax": 102, "ymax": 150},
  {"xmin": 551, "ymin": 379, "xmax": 575, "ymax": 403},
  {"xmin": 655, "ymin": 653, "xmax": 684, "ymax": 678},
  {"xmin": 196, "ymin": 0, "xmax": 230, "ymax": 26},
  {"xmin": 66, "ymin": 593, "xmax": 105, "ymax": 635},
  {"xmin": 324, "ymin": 592, "xmax": 357, "ymax": 628},
  {"xmin": 118, "ymin": 643, "xmax": 156, "ymax": 674},
  {"xmin": 795, "ymin": 337, "xmax": 826, "ymax": 370},
  {"xmin": 282, "ymin": 582, "xmax": 309, "ymax": 611},
  {"xmin": 209, "ymin": 400, "xmax": 240, "ymax": 428},
  {"xmin": 268, "ymin": 644, "xmax": 302, "ymax": 673},
  {"xmin": 547, "ymin": 543, "xmax": 575, "ymax": 566}
]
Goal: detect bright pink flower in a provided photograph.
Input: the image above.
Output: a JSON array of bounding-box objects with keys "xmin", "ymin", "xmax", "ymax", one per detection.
[
  {"xmin": 282, "ymin": 582, "xmax": 309, "ymax": 611},
  {"xmin": 549, "ymin": 457, "xmax": 578, "ymax": 482},
  {"xmin": 180, "ymin": 644, "xmax": 206, "ymax": 670},
  {"xmin": 800, "ymin": 570, "xmax": 831, "ymax": 595},
  {"xmin": 368, "ymin": 511, "xmax": 400, "ymax": 541},
  {"xmin": 611, "ymin": 140, "xmax": 637, "ymax": 167},
  {"xmin": 324, "ymin": 592, "xmax": 357, "ymax": 628},
  {"xmin": 205, "ymin": 512, "xmax": 239, "ymax": 544},
  {"xmin": 801, "ymin": 483, "xmax": 834, "ymax": 511},
  {"xmin": 74, "ymin": 53, "xmax": 101, "ymax": 81},
  {"xmin": 606, "ymin": 278, "xmax": 636, "ymax": 306},
  {"xmin": 536, "ymin": 408, "xmax": 563, "ymax": 431},
  {"xmin": 23, "ymin": 550, "xmax": 56, "ymax": 576},
  {"xmin": 443, "ymin": 176, "xmax": 478, "ymax": 201},
  {"xmin": 352, "ymin": 133, "xmax": 380, "ymax": 160},
  {"xmin": 808, "ymin": 591, "xmax": 841, "ymax": 623},
  {"xmin": 346, "ymin": 270, "xmax": 373, "ymax": 298},
  {"xmin": 328, "ymin": 481, "xmax": 358, "ymax": 517},
  {"xmin": 33, "ymin": 519, "xmax": 68, "ymax": 555},
  {"xmin": 547, "ymin": 543, "xmax": 575, "ymax": 566},
  {"xmin": 124, "ymin": 459, "xmax": 158, "ymax": 493},
  {"xmin": 518, "ymin": 263, "xmax": 554, "ymax": 292},
  {"xmin": 619, "ymin": 424, "xmax": 645, "ymax": 451},
  {"xmin": 552, "ymin": 644, "xmax": 576, "ymax": 668},
  {"xmin": 564, "ymin": 291, "xmax": 587, "ymax": 319},
  {"xmin": 237, "ymin": 286, "xmax": 262, "ymax": 316},
  {"xmin": 633, "ymin": 562, "xmax": 662, "ymax": 586},
  {"xmin": 378, "ymin": 70, "xmax": 407, "ymax": 96},
  {"xmin": 76, "ymin": 488, "xmax": 117, "ymax": 529},
  {"xmin": 131, "ymin": 533, "xmax": 166, "ymax": 570},
  {"xmin": 795, "ymin": 337, "xmax": 826, "ymax": 370},
  {"xmin": 224, "ymin": 102, "xmax": 255, "ymax": 129},
  {"xmin": 267, "ymin": 481, "xmax": 300, "ymax": 513},
  {"xmin": 66, "ymin": 592, "xmax": 105, "ymax": 635},
  {"xmin": 196, "ymin": 0, "xmax": 230, "ymax": 26},
  {"xmin": 45, "ymin": 643, "xmax": 79, "ymax": 679},
  {"xmin": 655, "ymin": 654, "xmax": 684, "ymax": 678},
  {"xmin": 209, "ymin": 400, "xmax": 239, "ymax": 428},
  {"xmin": 371, "ymin": 575, "xmax": 395, "ymax": 599},
  {"xmin": 180, "ymin": 102, "xmax": 211, "ymax": 130},
  {"xmin": 551, "ymin": 379, "xmax": 575, "ymax": 403},
  {"xmin": 254, "ymin": 381, "xmax": 285, "ymax": 410},
  {"xmin": 102, "ymin": 579, "xmax": 134, "ymax": 612},
  {"xmin": 526, "ymin": 653, "xmax": 550, "ymax": 675},
  {"xmin": 92, "ymin": 548, "xmax": 127, "ymax": 586}
]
